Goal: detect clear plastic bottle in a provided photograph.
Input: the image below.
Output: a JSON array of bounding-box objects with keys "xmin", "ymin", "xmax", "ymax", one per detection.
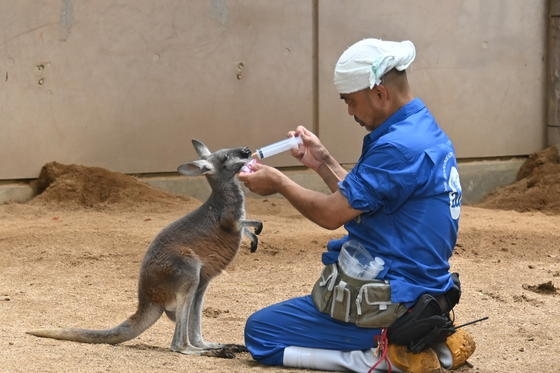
[{"xmin": 338, "ymin": 240, "xmax": 384, "ymax": 280}]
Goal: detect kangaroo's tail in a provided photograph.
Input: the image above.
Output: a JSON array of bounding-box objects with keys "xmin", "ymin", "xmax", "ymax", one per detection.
[{"xmin": 26, "ymin": 303, "xmax": 163, "ymax": 345}]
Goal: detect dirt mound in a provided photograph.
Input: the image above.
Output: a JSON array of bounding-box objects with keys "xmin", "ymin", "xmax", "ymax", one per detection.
[
  {"xmin": 476, "ymin": 146, "xmax": 560, "ymax": 213},
  {"xmin": 30, "ymin": 161, "xmax": 196, "ymax": 211}
]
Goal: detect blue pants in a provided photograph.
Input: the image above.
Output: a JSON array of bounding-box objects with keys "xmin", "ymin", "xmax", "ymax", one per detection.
[{"xmin": 244, "ymin": 295, "xmax": 382, "ymax": 366}]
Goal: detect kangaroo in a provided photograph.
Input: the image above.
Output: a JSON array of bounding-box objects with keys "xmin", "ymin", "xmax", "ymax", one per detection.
[{"xmin": 27, "ymin": 139, "xmax": 263, "ymax": 358}]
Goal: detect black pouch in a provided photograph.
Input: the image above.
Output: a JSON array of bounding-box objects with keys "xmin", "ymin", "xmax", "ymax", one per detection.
[
  {"xmin": 445, "ymin": 272, "xmax": 462, "ymax": 310},
  {"xmin": 387, "ymin": 273, "xmax": 462, "ymax": 353}
]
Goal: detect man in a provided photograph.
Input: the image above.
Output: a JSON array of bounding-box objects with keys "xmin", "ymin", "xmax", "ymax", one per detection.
[{"xmin": 238, "ymin": 38, "xmax": 475, "ymax": 373}]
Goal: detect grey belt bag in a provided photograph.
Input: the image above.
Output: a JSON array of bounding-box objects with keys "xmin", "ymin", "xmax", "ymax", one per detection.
[{"xmin": 311, "ymin": 263, "xmax": 407, "ymax": 328}]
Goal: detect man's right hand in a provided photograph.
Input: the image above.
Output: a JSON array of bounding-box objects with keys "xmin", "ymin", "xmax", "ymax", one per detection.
[{"xmin": 289, "ymin": 125, "xmax": 332, "ymax": 172}]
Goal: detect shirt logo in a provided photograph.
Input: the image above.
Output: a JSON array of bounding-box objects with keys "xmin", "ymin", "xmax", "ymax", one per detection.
[{"xmin": 448, "ymin": 166, "xmax": 461, "ymax": 219}]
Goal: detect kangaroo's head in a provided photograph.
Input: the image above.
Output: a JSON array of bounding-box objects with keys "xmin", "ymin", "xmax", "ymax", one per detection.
[{"xmin": 177, "ymin": 139, "xmax": 252, "ymax": 186}]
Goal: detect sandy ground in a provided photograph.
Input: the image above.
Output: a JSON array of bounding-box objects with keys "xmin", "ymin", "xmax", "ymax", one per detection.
[{"xmin": 1, "ymin": 156, "xmax": 559, "ymax": 373}]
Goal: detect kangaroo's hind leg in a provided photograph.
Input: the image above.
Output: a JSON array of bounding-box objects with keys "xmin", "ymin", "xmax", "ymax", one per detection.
[
  {"xmin": 187, "ymin": 278, "xmax": 220, "ymax": 349},
  {"xmin": 170, "ymin": 262, "xmax": 204, "ymax": 355},
  {"xmin": 188, "ymin": 278, "xmax": 248, "ymax": 358}
]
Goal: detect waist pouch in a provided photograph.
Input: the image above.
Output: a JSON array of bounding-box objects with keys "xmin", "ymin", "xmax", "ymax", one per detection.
[
  {"xmin": 387, "ymin": 272, "xmax": 462, "ymax": 352},
  {"xmin": 311, "ymin": 263, "xmax": 407, "ymax": 328}
]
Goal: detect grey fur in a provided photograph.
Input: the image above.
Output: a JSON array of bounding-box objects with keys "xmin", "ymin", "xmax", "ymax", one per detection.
[{"xmin": 27, "ymin": 139, "xmax": 263, "ymax": 357}]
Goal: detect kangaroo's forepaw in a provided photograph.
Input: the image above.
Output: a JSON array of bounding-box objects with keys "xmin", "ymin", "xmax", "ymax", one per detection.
[
  {"xmin": 249, "ymin": 238, "xmax": 259, "ymax": 253},
  {"xmin": 254, "ymin": 222, "xmax": 263, "ymax": 235}
]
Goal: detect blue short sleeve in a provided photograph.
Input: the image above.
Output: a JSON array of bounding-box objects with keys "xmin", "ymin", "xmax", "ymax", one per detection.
[{"xmin": 339, "ymin": 146, "xmax": 421, "ymax": 214}]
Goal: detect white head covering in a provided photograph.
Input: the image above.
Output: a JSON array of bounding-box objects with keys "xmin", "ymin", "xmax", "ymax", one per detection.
[{"xmin": 333, "ymin": 38, "xmax": 416, "ymax": 94}]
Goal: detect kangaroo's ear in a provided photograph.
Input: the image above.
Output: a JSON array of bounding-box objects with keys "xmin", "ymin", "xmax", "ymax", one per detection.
[
  {"xmin": 177, "ymin": 160, "xmax": 215, "ymax": 176},
  {"xmin": 192, "ymin": 139, "xmax": 211, "ymax": 158}
]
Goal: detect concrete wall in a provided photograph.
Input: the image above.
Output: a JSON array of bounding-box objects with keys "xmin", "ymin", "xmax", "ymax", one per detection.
[
  {"xmin": 1, "ymin": 0, "xmax": 313, "ymax": 179},
  {"xmin": 0, "ymin": 0, "xmax": 548, "ymax": 182},
  {"xmin": 318, "ymin": 0, "xmax": 547, "ymax": 163}
]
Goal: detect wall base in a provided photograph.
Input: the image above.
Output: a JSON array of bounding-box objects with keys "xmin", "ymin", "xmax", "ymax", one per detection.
[{"xmin": 0, "ymin": 159, "xmax": 525, "ymax": 206}]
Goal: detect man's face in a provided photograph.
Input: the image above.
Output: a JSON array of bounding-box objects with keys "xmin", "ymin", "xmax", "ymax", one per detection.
[{"xmin": 340, "ymin": 87, "xmax": 385, "ymax": 131}]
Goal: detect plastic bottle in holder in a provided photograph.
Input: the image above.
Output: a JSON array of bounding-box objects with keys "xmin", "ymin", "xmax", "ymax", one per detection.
[{"xmin": 338, "ymin": 240, "xmax": 384, "ymax": 280}]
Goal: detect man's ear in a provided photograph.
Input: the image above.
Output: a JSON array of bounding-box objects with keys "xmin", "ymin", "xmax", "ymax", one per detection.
[
  {"xmin": 367, "ymin": 85, "xmax": 386, "ymax": 104},
  {"xmin": 374, "ymin": 84, "xmax": 389, "ymax": 100}
]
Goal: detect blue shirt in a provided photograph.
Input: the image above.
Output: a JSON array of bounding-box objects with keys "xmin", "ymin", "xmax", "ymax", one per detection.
[{"xmin": 324, "ymin": 98, "xmax": 462, "ymax": 305}]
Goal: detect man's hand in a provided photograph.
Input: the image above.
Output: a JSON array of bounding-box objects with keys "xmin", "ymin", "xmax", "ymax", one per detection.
[
  {"xmin": 289, "ymin": 125, "xmax": 332, "ymax": 171},
  {"xmin": 238, "ymin": 162, "xmax": 285, "ymax": 196}
]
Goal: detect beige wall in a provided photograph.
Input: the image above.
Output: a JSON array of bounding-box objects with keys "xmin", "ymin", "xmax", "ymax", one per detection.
[
  {"xmin": 318, "ymin": 0, "xmax": 547, "ymax": 163},
  {"xmin": 0, "ymin": 0, "xmax": 548, "ymax": 180},
  {"xmin": 0, "ymin": 0, "xmax": 313, "ymax": 179}
]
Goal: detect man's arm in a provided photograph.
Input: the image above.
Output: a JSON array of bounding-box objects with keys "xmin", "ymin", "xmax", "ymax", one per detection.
[
  {"xmin": 316, "ymin": 160, "xmax": 348, "ymax": 193},
  {"xmin": 289, "ymin": 125, "xmax": 348, "ymax": 192},
  {"xmin": 239, "ymin": 163, "xmax": 359, "ymax": 229},
  {"xmin": 275, "ymin": 174, "xmax": 359, "ymax": 230}
]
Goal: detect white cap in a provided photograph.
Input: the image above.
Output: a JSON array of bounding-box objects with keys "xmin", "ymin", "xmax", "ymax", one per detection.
[{"xmin": 333, "ymin": 38, "xmax": 416, "ymax": 94}]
